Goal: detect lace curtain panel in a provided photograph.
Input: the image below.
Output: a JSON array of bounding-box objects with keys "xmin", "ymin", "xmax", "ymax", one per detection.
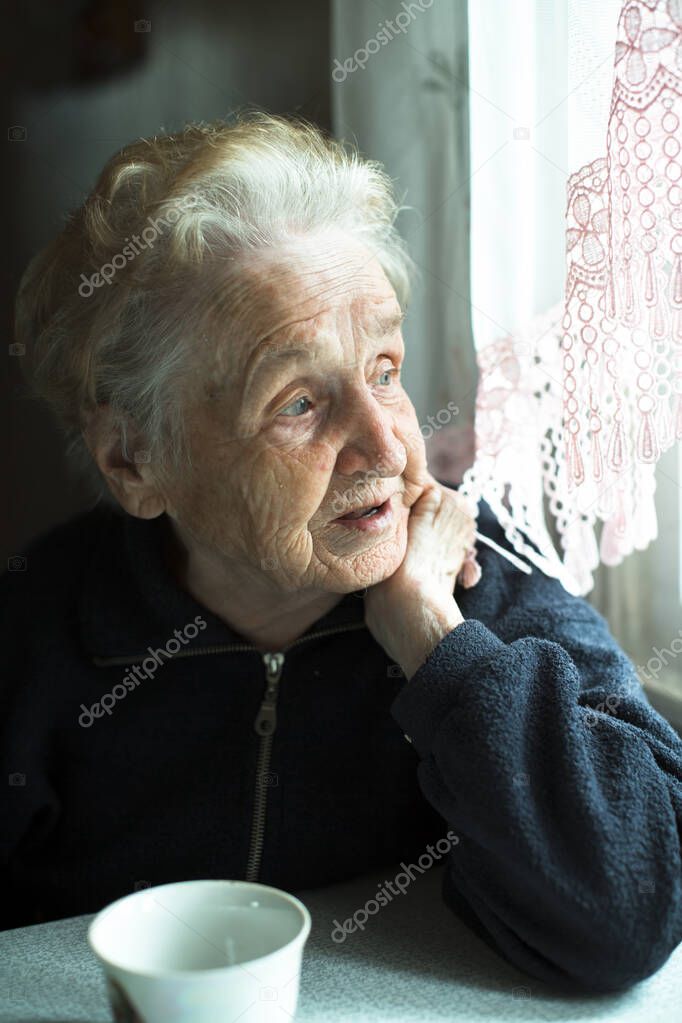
[
  {"xmin": 331, "ymin": 0, "xmax": 682, "ymax": 707},
  {"xmin": 460, "ymin": 0, "xmax": 682, "ymax": 706}
]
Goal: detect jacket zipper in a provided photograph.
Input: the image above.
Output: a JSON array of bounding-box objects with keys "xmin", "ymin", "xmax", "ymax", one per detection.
[
  {"xmin": 92, "ymin": 620, "xmax": 368, "ymax": 882},
  {"xmin": 245, "ymin": 651, "xmax": 285, "ymax": 882}
]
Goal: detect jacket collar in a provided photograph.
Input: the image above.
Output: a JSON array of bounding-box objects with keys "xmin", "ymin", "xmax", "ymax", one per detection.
[{"xmin": 79, "ymin": 506, "xmax": 367, "ymax": 662}]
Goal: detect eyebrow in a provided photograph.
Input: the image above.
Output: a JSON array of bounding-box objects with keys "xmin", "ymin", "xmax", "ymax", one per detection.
[{"xmin": 243, "ymin": 310, "xmax": 406, "ymax": 393}]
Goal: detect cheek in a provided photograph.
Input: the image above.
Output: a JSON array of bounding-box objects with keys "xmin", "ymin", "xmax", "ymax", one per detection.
[
  {"xmin": 220, "ymin": 437, "xmax": 337, "ymax": 542},
  {"xmin": 317, "ymin": 450, "xmax": 335, "ymax": 474},
  {"xmin": 396, "ymin": 401, "xmax": 426, "ymax": 462},
  {"xmin": 168, "ymin": 455, "xmax": 238, "ymax": 545}
]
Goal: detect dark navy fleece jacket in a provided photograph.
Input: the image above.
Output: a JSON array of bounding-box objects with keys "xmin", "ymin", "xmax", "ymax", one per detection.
[{"xmin": 2, "ymin": 487, "xmax": 682, "ymax": 996}]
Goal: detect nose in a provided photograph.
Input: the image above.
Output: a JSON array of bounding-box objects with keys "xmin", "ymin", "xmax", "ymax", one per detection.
[{"xmin": 334, "ymin": 385, "xmax": 407, "ymax": 480}]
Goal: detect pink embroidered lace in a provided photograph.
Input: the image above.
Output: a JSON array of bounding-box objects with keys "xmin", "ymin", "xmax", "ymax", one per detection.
[{"xmin": 458, "ymin": 0, "xmax": 682, "ymax": 594}]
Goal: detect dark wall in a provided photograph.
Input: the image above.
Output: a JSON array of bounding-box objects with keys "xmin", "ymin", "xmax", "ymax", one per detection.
[{"xmin": 3, "ymin": 0, "xmax": 331, "ymax": 564}]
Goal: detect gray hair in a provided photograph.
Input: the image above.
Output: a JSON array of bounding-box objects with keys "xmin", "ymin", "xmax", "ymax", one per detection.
[{"xmin": 13, "ymin": 110, "xmax": 416, "ymax": 502}]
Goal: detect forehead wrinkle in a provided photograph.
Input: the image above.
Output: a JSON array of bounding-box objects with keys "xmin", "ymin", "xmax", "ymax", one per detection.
[
  {"xmin": 225, "ymin": 236, "xmax": 389, "ymax": 330},
  {"xmin": 263, "ymin": 255, "xmax": 385, "ymax": 309},
  {"xmin": 232, "ymin": 275, "xmax": 384, "ymax": 370},
  {"xmin": 240, "ymin": 312, "xmax": 339, "ymax": 398},
  {"xmin": 293, "ymin": 256, "xmax": 378, "ymax": 284},
  {"xmin": 254, "ymin": 244, "xmax": 385, "ymax": 313},
  {"xmin": 252, "ymin": 286, "xmax": 402, "ymax": 370},
  {"xmin": 213, "ymin": 243, "xmax": 400, "ymax": 398},
  {"xmin": 240, "ymin": 304, "xmax": 403, "ymax": 405}
]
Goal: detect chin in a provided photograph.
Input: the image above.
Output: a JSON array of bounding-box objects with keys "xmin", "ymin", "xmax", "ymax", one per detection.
[{"xmin": 336, "ymin": 541, "xmax": 407, "ymax": 591}]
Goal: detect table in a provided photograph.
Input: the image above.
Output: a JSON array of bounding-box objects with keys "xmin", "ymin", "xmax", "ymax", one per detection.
[{"xmin": 1, "ymin": 860, "xmax": 680, "ymax": 1021}]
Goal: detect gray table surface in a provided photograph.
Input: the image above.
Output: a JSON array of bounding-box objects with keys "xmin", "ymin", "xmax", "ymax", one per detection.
[{"xmin": 1, "ymin": 861, "xmax": 681, "ymax": 1022}]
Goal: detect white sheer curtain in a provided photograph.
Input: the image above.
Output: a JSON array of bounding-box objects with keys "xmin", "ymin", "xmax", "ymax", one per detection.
[
  {"xmin": 330, "ymin": 0, "xmax": 477, "ymax": 458},
  {"xmin": 331, "ymin": 0, "xmax": 682, "ymax": 723},
  {"xmin": 467, "ymin": 0, "xmax": 682, "ymax": 719}
]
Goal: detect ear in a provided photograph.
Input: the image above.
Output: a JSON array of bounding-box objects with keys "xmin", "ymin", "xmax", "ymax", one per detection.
[{"xmin": 82, "ymin": 404, "xmax": 166, "ymax": 520}]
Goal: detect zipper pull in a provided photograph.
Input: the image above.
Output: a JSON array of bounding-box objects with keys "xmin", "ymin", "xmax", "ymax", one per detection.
[{"xmin": 254, "ymin": 652, "xmax": 285, "ymax": 736}]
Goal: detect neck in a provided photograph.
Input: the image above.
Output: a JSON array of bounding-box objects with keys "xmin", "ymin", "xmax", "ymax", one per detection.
[{"xmin": 161, "ymin": 516, "xmax": 344, "ymax": 652}]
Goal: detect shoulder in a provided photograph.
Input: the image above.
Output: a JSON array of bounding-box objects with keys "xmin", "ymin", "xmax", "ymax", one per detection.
[{"xmin": 0, "ymin": 502, "xmax": 125, "ymax": 629}]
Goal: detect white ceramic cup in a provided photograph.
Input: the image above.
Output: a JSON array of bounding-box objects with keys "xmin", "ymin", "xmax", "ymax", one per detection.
[{"xmin": 87, "ymin": 879, "xmax": 311, "ymax": 1022}]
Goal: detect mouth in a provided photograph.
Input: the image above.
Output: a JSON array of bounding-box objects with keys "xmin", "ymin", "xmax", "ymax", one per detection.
[{"xmin": 332, "ymin": 496, "xmax": 395, "ymax": 530}]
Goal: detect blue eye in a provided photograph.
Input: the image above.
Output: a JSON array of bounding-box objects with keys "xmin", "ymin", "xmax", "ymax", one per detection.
[
  {"xmin": 276, "ymin": 367, "xmax": 399, "ymax": 420},
  {"xmin": 279, "ymin": 395, "xmax": 312, "ymax": 418}
]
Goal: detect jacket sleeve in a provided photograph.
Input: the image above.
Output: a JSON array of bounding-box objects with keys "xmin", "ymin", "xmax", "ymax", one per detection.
[{"xmin": 389, "ymin": 551, "xmax": 682, "ymax": 994}]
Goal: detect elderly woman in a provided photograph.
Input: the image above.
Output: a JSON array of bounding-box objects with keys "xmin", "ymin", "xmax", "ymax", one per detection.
[{"xmin": 4, "ymin": 112, "xmax": 682, "ymax": 995}]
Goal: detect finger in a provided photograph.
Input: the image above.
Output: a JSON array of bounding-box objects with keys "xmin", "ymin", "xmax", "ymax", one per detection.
[
  {"xmin": 457, "ymin": 493, "xmax": 479, "ymax": 519},
  {"xmin": 458, "ymin": 553, "xmax": 482, "ymax": 589}
]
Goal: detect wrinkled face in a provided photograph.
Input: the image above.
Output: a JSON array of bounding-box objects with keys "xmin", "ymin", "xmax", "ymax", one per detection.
[{"xmin": 162, "ymin": 231, "xmax": 430, "ymax": 593}]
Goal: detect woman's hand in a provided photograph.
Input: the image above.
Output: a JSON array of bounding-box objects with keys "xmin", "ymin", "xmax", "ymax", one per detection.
[
  {"xmin": 385, "ymin": 474, "xmax": 480, "ymax": 603},
  {"xmin": 363, "ymin": 475, "xmax": 480, "ymax": 678}
]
